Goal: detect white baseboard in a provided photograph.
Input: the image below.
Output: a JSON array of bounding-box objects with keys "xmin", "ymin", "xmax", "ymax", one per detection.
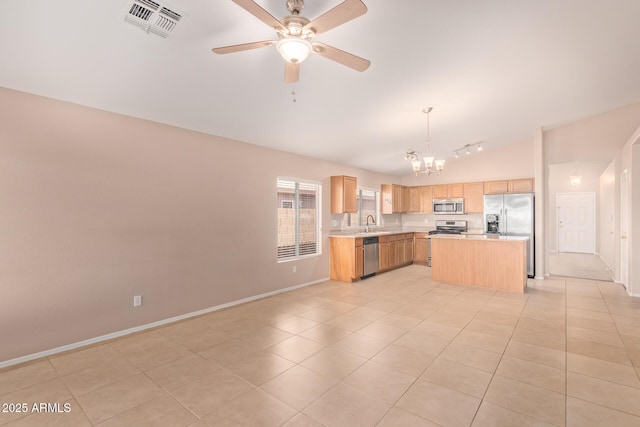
[{"xmin": 1, "ymin": 277, "xmax": 329, "ymax": 369}]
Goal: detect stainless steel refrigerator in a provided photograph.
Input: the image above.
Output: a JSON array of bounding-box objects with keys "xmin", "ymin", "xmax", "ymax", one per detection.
[{"xmin": 484, "ymin": 193, "xmax": 534, "ymax": 277}]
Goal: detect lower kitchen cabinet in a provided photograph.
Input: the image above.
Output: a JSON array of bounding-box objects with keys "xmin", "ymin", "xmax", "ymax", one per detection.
[
  {"xmin": 414, "ymin": 233, "xmax": 430, "ymax": 265},
  {"xmin": 329, "ymin": 237, "xmax": 363, "ymax": 282},
  {"xmin": 379, "ymin": 236, "xmax": 389, "ymax": 271}
]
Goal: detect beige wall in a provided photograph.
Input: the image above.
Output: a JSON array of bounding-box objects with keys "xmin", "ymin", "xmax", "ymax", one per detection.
[{"xmin": 0, "ymin": 87, "xmax": 397, "ymax": 363}]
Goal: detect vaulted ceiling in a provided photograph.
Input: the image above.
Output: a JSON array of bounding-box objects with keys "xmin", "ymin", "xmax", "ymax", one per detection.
[{"xmin": 1, "ymin": 0, "xmax": 639, "ymax": 175}]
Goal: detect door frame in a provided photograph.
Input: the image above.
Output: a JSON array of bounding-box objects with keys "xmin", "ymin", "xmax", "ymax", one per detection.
[
  {"xmin": 619, "ymin": 169, "xmax": 629, "ymax": 289},
  {"xmin": 556, "ymin": 192, "xmax": 596, "ymax": 254}
]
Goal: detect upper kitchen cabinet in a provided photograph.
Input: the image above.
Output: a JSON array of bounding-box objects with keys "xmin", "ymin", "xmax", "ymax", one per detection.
[
  {"xmin": 464, "ymin": 182, "xmax": 484, "ymax": 213},
  {"xmin": 509, "ymin": 179, "xmax": 535, "ymax": 193},
  {"xmin": 434, "ymin": 183, "xmax": 464, "ymax": 199},
  {"xmin": 408, "ymin": 187, "xmax": 421, "ymax": 213},
  {"xmin": 331, "ymin": 175, "xmax": 357, "ymax": 214},
  {"xmin": 484, "ymin": 179, "xmax": 534, "ymax": 194},
  {"xmin": 420, "ymin": 186, "xmax": 433, "ymax": 213},
  {"xmin": 381, "ymin": 184, "xmax": 406, "ymax": 214}
]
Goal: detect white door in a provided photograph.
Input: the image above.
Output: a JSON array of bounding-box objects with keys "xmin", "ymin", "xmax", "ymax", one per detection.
[
  {"xmin": 620, "ymin": 170, "xmax": 629, "ymax": 287},
  {"xmin": 557, "ymin": 192, "xmax": 596, "ymax": 254}
]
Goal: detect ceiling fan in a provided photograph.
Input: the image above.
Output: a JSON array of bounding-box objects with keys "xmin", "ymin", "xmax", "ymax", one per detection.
[{"xmin": 212, "ymin": 0, "xmax": 370, "ymax": 83}]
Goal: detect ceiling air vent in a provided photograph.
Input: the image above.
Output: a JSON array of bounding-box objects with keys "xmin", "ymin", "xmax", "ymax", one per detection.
[{"xmin": 123, "ymin": 0, "xmax": 184, "ymax": 38}]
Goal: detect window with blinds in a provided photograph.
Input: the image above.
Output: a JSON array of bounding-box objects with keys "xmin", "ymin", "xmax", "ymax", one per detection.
[
  {"xmin": 277, "ymin": 178, "xmax": 322, "ymax": 261},
  {"xmin": 340, "ymin": 188, "xmax": 380, "ymax": 228}
]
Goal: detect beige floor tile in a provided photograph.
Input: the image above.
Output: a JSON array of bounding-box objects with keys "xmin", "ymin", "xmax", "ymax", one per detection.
[
  {"xmin": 197, "ymin": 338, "xmax": 259, "ymax": 367},
  {"xmin": 343, "ymin": 361, "xmax": 417, "ymax": 404},
  {"xmin": 296, "ymin": 307, "xmax": 343, "ymax": 322},
  {"xmin": 452, "ymin": 329, "xmax": 510, "ymax": 353},
  {"xmin": 170, "ymin": 369, "xmax": 253, "ymax": 417},
  {"xmin": 157, "ymin": 319, "xmax": 213, "ymax": 339},
  {"xmin": 266, "ymin": 336, "xmax": 325, "ymax": 363},
  {"xmin": 372, "ymin": 343, "xmax": 435, "ymax": 377},
  {"xmin": 484, "ymin": 375, "xmax": 565, "ymax": 426},
  {"xmin": 511, "ymin": 328, "xmax": 566, "ymax": 352},
  {"xmin": 175, "ymin": 328, "xmax": 234, "ymax": 353},
  {"xmin": 202, "ymin": 388, "xmax": 296, "ymax": 426},
  {"xmin": 282, "ymin": 413, "xmax": 326, "ymax": 427},
  {"xmin": 567, "ymin": 353, "xmax": 640, "ymax": 388},
  {"xmin": 428, "ymin": 311, "xmax": 473, "ymax": 329},
  {"xmin": 421, "ymin": 358, "xmax": 492, "ymax": 398},
  {"xmin": 495, "ymin": 355, "xmax": 565, "ymax": 394},
  {"xmin": 391, "ymin": 303, "xmax": 436, "ymax": 320},
  {"xmin": 364, "ymin": 299, "xmax": 403, "ymax": 313},
  {"xmin": 617, "ymin": 322, "xmax": 640, "ymax": 338},
  {"xmin": 75, "ymin": 374, "xmax": 164, "ymax": 424},
  {"xmin": 324, "ymin": 312, "xmax": 373, "ymax": 332},
  {"xmin": 0, "ymin": 360, "xmax": 57, "ymax": 396},
  {"xmin": 504, "ymin": 340, "xmax": 566, "ymax": 369},
  {"xmin": 145, "ymin": 353, "xmax": 219, "ymax": 391},
  {"xmin": 348, "ymin": 306, "xmax": 389, "ymax": 321},
  {"xmin": 439, "ymin": 342, "xmax": 502, "ymax": 373},
  {"xmin": 297, "ymin": 324, "xmax": 352, "ymax": 345},
  {"xmin": 567, "ymin": 337, "xmax": 632, "ymax": 366},
  {"xmin": 567, "ymin": 307, "xmax": 613, "ymax": 322},
  {"xmin": 396, "ymin": 379, "xmax": 481, "ymax": 427},
  {"xmin": 109, "ymin": 331, "xmax": 171, "ymax": 355},
  {"xmin": 260, "ymin": 365, "xmax": 337, "ymax": 411},
  {"xmin": 516, "ymin": 317, "xmax": 566, "ymax": 337},
  {"xmin": 471, "ymin": 400, "xmax": 557, "ymax": 427},
  {"xmin": 95, "ymin": 394, "xmax": 197, "ymax": 427},
  {"xmin": 225, "ymin": 351, "xmax": 294, "ymax": 386},
  {"xmin": 377, "ymin": 407, "xmax": 440, "ymax": 426},
  {"xmin": 567, "ymin": 315, "xmax": 618, "ymax": 334},
  {"xmin": 330, "ymin": 332, "xmax": 392, "ymax": 359},
  {"xmin": 272, "ymin": 316, "xmax": 319, "ymax": 334},
  {"xmin": 394, "ymin": 330, "xmax": 451, "ymax": 358},
  {"xmin": 567, "ymin": 326, "xmax": 624, "ymax": 348},
  {"xmin": 303, "ymin": 383, "xmax": 391, "ymax": 427},
  {"xmin": 300, "ymin": 347, "xmax": 367, "ymax": 381},
  {"xmin": 566, "ymin": 396, "xmax": 640, "ymax": 427},
  {"xmin": 62, "ymin": 355, "xmax": 140, "ymax": 396},
  {"xmin": 357, "ymin": 321, "xmax": 407, "ymax": 342},
  {"xmin": 238, "ymin": 326, "xmax": 294, "ymax": 350},
  {"xmin": 119, "ymin": 340, "xmax": 194, "ymax": 372},
  {"xmin": 0, "ymin": 379, "xmax": 73, "ymax": 425},
  {"xmin": 49, "ymin": 345, "xmax": 121, "ymax": 376},
  {"xmin": 411, "ymin": 320, "xmax": 462, "ymax": 340},
  {"xmin": 567, "ymin": 371, "xmax": 640, "ymax": 416},
  {"xmin": 464, "ymin": 318, "xmax": 515, "ymax": 338},
  {"xmin": 4, "ymin": 398, "xmax": 92, "ymax": 427}
]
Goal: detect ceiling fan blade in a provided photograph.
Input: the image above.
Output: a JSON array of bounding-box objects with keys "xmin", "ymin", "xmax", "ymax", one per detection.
[
  {"xmin": 212, "ymin": 40, "xmax": 276, "ymax": 54},
  {"xmin": 284, "ymin": 62, "xmax": 300, "ymax": 83},
  {"xmin": 303, "ymin": 0, "xmax": 367, "ymax": 36},
  {"xmin": 312, "ymin": 42, "xmax": 370, "ymax": 72},
  {"xmin": 231, "ymin": 0, "xmax": 286, "ymax": 32}
]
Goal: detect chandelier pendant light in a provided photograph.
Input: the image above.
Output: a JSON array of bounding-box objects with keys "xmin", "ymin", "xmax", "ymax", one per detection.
[{"xmin": 407, "ymin": 107, "xmax": 445, "ymax": 176}]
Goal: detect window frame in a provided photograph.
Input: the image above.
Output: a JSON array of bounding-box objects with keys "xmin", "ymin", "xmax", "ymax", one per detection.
[
  {"xmin": 345, "ymin": 187, "xmax": 380, "ymax": 228},
  {"xmin": 276, "ymin": 177, "xmax": 322, "ymax": 262}
]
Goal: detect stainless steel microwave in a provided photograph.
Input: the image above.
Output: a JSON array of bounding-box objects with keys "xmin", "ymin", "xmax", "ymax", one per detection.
[{"xmin": 433, "ymin": 198, "xmax": 465, "ymax": 214}]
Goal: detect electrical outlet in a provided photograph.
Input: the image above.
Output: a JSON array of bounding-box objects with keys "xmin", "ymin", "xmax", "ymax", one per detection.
[
  {"xmin": 292, "ymin": 266, "xmax": 297, "ymax": 273},
  {"xmin": 133, "ymin": 295, "xmax": 142, "ymax": 307}
]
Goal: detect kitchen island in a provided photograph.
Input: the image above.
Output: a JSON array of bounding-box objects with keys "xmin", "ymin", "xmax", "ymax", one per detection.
[{"xmin": 430, "ymin": 234, "xmax": 529, "ymax": 293}]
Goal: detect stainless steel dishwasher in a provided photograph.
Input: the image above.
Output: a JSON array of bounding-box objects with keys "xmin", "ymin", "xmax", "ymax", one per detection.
[{"xmin": 362, "ymin": 236, "xmax": 379, "ymax": 279}]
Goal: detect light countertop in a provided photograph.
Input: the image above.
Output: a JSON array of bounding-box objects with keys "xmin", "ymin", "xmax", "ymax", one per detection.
[{"xmin": 429, "ymin": 234, "xmax": 529, "ymax": 241}]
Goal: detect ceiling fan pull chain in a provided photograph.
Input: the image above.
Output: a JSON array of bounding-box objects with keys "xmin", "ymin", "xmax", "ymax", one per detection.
[{"xmin": 291, "ymin": 85, "xmax": 297, "ymax": 103}]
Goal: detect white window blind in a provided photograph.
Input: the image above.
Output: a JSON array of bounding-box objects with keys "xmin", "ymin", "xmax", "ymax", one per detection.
[{"xmin": 277, "ymin": 178, "xmax": 321, "ymax": 261}]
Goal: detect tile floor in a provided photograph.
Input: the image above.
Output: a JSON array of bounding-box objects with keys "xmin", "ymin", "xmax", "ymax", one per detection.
[{"xmin": 2, "ymin": 265, "xmax": 640, "ymax": 426}]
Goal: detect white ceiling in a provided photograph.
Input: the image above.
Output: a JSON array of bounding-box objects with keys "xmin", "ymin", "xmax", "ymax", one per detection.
[{"xmin": 1, "ymin": 0, "xmax": 639, "ymax": 176}]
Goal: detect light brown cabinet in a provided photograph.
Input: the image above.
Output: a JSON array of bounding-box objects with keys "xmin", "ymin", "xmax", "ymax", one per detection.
[
  {"xmin": 434, "ymin": 183, "xmax": 463, "ymax": 199},
  {"xmin": 420, "ymin": 186, "xmax": 433, "ymax": 213},
  {"xmin": 484, "ymin": 179, "xmax": 534, "ymax": 195},
  {"xmin": 509, "ymin": 179, "xmax": 534, "ymax": 193},
  {"xmin": 388, "ymin": 235, "xmax": 398, "ymax": 268},
  {"xmin": 379, "ymin": 236, "xmax": 389, "ymax": 271},
  {"xmin": 329, "ymin": 237, "xmax": 363, "ymax": 282},
  {"xmin": 408, "ymin": 187, "xmax": 421, "ymax": 213},
  {"xmin": 414, "ymin": 233, "xmax": 430, "ymax": 265},
  {"xmin": 381, "ymin": 184, "xmax": 407, "ymax": 214},
  {"xmin": 464, "ymin": 182, "xmax": 485, "ymax": 213},
  {"xmin": 404, "ymin": 233, "xmax": 414, "ymax": 263},
  {"xmin": 330, "ymin": 175, "xmax": 357, "ymax": 214}
]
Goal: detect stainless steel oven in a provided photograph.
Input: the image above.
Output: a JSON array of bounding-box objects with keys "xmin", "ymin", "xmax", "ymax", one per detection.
[{"xmin": 433, "ymin": 198, "xmax": 464, "ymax": 214}]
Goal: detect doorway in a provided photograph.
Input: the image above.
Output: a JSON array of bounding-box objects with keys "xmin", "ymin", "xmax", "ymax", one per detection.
[
  {"xmin": 557, "ymin": 192, "xmax": 596, "ymax": 254},
  {"xmin": 620, "ymin": 169, "xmax": 628, "ymax": 289}
]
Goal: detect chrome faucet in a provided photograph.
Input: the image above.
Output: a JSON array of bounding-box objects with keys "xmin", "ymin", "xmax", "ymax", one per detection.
[{"xmin": 365, "ymin": 215, "xmax": 375, "ymax": 233}]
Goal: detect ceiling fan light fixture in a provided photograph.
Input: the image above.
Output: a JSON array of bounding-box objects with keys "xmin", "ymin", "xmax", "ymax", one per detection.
[{"xmin": 276, "ymin": 37, "xmax": 312, "ymax": 63}]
